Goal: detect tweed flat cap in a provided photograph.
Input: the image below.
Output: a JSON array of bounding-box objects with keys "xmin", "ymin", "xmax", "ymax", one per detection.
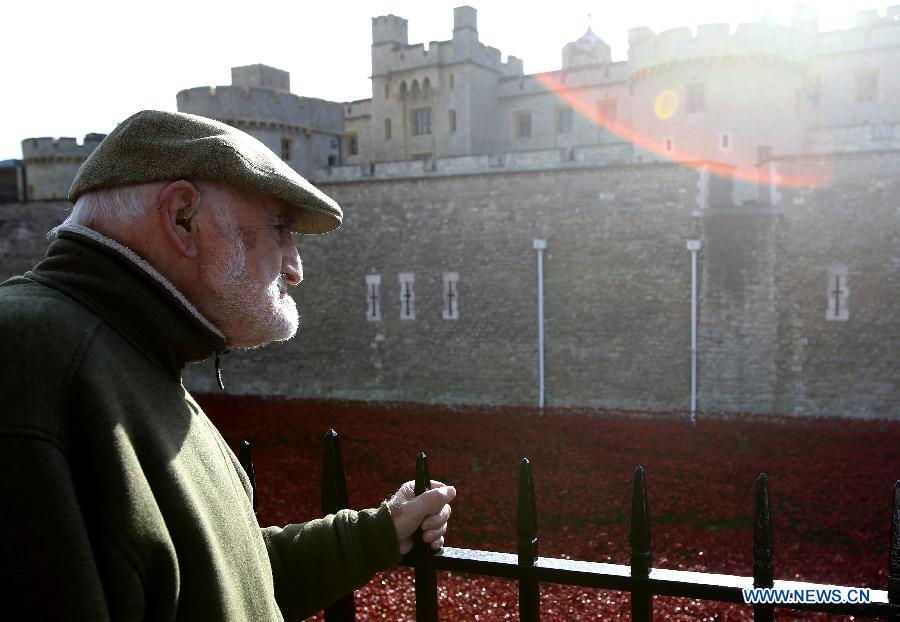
[{"xmin": 69, "ymin": 110, "xmax": 342, "ymax": 234}]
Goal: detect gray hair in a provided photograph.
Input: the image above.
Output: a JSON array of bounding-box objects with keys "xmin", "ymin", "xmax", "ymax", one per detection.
[
  {"xmin": 49, "ymin": 182, "xmax": 164, "ymax": 238},
  {"xmin": 214, "ymin": 193, "xmax": 247, "ymax": 282},
  {"xmin": 49, "ymin": 181, "xmax": 246, "ymax": 279}
]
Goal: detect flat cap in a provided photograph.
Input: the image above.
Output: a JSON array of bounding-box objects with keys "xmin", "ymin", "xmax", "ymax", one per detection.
[{"xmin": 69, "ymin": 110, "xmax": 342, "ymax": 234}]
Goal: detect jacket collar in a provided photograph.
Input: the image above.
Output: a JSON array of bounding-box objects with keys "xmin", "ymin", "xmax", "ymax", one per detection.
[{"xmin": 27, "ymin": 224, "xmax": 228, "ymax": 376}]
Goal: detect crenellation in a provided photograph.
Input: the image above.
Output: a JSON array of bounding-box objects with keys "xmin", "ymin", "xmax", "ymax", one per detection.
[
  {"xmin": 697, "ymin": 23, "xmax": 730, "ymax": 38},
  {"xmin": 22, "ymin": 134, "xmax": 105, "ymax": 161},
  {"xmin": 628, "ymin": 20, "xmax": 813, "ymax": 77},
  {"xmin": 817, "ymin": 14, "xmax": 900, "ymax": 54},
  {"xmin": 371, "ymin": 14, "xmax": 408, "ymax": 46},
  {"xmin": 16, "ymin": 5, "xmax": 900, "ymax": 196}
]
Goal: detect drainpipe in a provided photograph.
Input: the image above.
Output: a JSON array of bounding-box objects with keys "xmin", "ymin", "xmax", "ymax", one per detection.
[
  {"xmin": 533, "ymin": 239, "xmax": 547, "ymax": 409},
  {"xmin": 686, "ymin": 240, "xmax": 702, "ymax": 423}
]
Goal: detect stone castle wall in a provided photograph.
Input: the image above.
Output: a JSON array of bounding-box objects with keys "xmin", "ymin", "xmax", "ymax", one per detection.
[
  {"xmin": 182, "ymin": 152, "xmax": 900, "ymax": 418},
  {"xmin": 2, "ymin": 151, "xmax": 897, "ymax": 420}
]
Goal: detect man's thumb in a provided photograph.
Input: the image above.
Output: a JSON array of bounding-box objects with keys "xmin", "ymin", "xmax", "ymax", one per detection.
[{"xmin": 406, "ymin": 485, "xmax": 456, "ymax": 521}]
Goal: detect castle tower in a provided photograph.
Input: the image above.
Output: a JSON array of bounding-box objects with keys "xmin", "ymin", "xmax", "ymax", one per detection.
[
  {"xmin": 20, "ymin": 134, "xmax": 105, "ymax": 201},
  {"xmin": 365, "ymin": 6, "xmax": 522, "ymax": 163},
  {"xmin": 176, "ymin": 65, "xmax": 344, "ymax": 179},
  {"xmin": 626, "ymin": 20, "xmax": 815, "ymax": 184}
]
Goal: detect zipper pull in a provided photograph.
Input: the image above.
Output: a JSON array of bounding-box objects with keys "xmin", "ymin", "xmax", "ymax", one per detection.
[{"xmin": 215, "ymin": 349, "xmax": 231, "ymax": 391}]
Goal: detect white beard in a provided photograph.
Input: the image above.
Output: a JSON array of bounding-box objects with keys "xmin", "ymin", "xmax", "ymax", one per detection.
[
  {"xmin": 204, "ymin": 230, "xmax": 300, "ymax": 348},
  {"xmin": 216, "ymin": 273, "xmax": 299, "ymax": 348}
]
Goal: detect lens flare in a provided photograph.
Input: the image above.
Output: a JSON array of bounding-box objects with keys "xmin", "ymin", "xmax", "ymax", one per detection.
[
  {"xmin": 654, "ymin": 89, "xmax": 679, "ymax": 120},
  {"xmin": 532, "ymin": 72, "xmax": 830, "ymax": 189}
]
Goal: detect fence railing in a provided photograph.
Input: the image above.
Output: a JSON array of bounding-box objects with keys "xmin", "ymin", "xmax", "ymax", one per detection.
[{"xmin": 237, "ymin": 431, "xmax": 900, "ymax": 621}]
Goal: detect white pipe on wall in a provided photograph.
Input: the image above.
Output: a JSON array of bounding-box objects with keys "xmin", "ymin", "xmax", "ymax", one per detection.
[
  {"xmin": 534, "ymin": 239, "xmax": 547, "ymax": 409},
  {"xmin": 687, "ymin": 240, "xmax": 702, "ymax": 424}
]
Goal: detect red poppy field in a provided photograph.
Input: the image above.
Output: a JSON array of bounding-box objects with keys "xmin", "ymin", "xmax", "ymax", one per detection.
[{"xmin": 198, "ymin": 394, "xmax": 900, "ymax": 621}]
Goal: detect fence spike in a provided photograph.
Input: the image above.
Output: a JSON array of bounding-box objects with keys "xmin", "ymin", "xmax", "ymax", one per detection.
[
  {"xmin": 415, "ymin": 451, "xmax": 432, "ymax": 498},
  {"xmin": 413, "ymin": 451, "xmax": 439, "ymax": 622},
  {"xmin": 518, "ymin": 458, "xmax": 540, "ymax": 622},
  {"xmin": 630, "ymin": 465, "xmax": 653, "ymax": 622},
  {"xmin": 238, "ymin": 440, "xmax": 258, "ymax": 515},
  {"xmin": 753, "ymin": 473, "xmax": 774, "ymax": 586},
  {"xmin": 321, "ymin": 429, "xmax": 350, "ymax": 515},
  {"xmin": 321, "ymin": 430, "xmax": 355, "ymax": 622},
  {"xmin": 630, "ymin": 465, "xmax": 652, "ymax": 576},
  {"xmin": 753, "ymin": 473, "xmax": 775, "ymax": 622},
  {"xmin": 889, "ymin": 480, "xmax": 900, "ymax": 614}
]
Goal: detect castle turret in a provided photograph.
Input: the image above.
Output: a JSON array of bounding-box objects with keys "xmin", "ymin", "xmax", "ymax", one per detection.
[
  {"xmin": 231, "ymin": 64, "xmax": 290, "ymax": 92},
  {"xmin": 562, "ymin": 26, "xmax": 612, "ymax": 69},
  {"xmin": 372, "ymin": 14, "xmax": 408, "ymax": 47},
  {"xmin": 627, "ymin": 19, "xmax": 814, "ymax": 171},
  {"xmin": 20, "ymin": 134, "xmax": 106, "ymax": 201},
  {"xmin": 453, "ymin": 6, "xmax": 478, "ymax": 42},
  {"xmin": 177, "ymin": 65, "xmax": 344, "ymax": 179}
]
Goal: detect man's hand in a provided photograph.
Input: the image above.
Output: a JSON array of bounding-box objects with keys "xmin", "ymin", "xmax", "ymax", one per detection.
[{"xmin": 387, "ymin": 480, "xmax": 456, "ymax": 555}]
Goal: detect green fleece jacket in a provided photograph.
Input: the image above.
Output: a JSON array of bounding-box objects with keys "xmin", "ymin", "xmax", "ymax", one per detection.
[{"xmin": 0, "ymin": 226, "xmax": 400, "ymax": 621}]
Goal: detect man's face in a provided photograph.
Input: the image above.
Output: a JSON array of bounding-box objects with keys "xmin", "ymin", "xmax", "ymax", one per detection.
[{"xmin": 197, "ymin": 184, "xmax": 303, "ymax": 348}]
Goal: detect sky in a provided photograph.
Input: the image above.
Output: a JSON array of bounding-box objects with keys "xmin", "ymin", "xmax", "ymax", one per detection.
[{"xmin": 1, "ymin": 0, "xmax": 891, "ymax": 160}]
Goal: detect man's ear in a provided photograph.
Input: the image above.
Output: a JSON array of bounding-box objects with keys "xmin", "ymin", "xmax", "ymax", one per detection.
[{"xmin": 158, "ymin": 180, "xmax": 200, "ymax": 258}]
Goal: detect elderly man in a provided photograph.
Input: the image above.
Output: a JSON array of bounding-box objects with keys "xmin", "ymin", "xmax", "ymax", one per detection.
[{"xmin": 0, "ymin": 110, "xmax": 455, "ymax": 620}]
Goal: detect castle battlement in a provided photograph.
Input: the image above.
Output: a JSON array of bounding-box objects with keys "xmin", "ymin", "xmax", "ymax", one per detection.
[
  {"xmin": 372, "ymin": 7, "xmax": 522, "ymax": 77},
  {"xmin": 344, "ymin": 99, "xmax": 371, "ymax": 119},
  {"xmin": 818, "ymin": 7, "xmax": 900, "ymax": 53},
  {"xmin": 372, "ymin": 14, "xmax": 409, "ymax": 46},
  {"xmin": 627, "ymin": 20, "xmax": 813, "ymax": 77},
  {"xmin": 21, "ymin": 134, "xmax": 105, "ymax": 161},
  {"xmin": 177, "ymin": 85, "xmax": 343, "ymax": 134}
]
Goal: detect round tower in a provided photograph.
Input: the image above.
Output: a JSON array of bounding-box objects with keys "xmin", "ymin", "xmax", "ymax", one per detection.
[
  {"xmin": 21, "ymin": 134, "xmax": 105, "ymax": 201},
  {"xmin": 627, "ymin": 20, "xmax": 815, "ymax": 175}
]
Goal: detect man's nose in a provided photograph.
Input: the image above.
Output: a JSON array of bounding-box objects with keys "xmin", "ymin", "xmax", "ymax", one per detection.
[{"xmin": 282, "ymin": 244, "xmax": 303, "ymax": 286}]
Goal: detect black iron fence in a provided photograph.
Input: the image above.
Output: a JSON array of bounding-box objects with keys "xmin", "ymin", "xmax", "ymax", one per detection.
[{"xmin": 237, "ymin": 431, "xmax": 900, "ymax": 621}]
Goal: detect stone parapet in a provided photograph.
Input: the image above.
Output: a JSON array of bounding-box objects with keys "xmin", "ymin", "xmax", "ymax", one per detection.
[
  {"xmin": 627, "ymin": 22, "xmax": 813, "ymax": 79},
  {"xmin": 177, "ymin": 86, "xmax": 343, "ymax": 134},
  {"xmin": 314, "ymin": 143, "xmax": 634, "ymax": 183},
  {"xmin": 21, "ymin": 134, "xmax": 105, "ymax": 163}
]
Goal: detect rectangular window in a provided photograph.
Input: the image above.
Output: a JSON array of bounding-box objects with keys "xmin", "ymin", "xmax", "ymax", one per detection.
[
  {"xmin": 826, "ymin": 264, "xmax": 849, "ymax": 321},
  {"xmin": 384, "ymin": 82, "xmax": 390, "ymax": 98},
  {"xmin": 448, "ymin": 110, "xmax": 457, "ymax": 133},
  {"xmin": 686, "ymin": 82, "xmax": 705, "ymax": 113},
  {"xmin": 398, "ymin": 273, "xmax": 415, "ymax": 320},
  {"xmin": 855, "ymin": 67, "xmax": 879, "ymax": 102},
  {"xmin": 365, "ymin": 274, "xmax": 381, "ymax": 322},
  {"xmin": 514, "ymin": 110, "xmax": 532, "ymax": 138},
  {"xmin": 412, "ymin": 108, "xmax": 432, "ymax": 135},
  {"xmin": 348, "ymin": 134, "xmax": 358, "ymax": 156},
  {"xmin": 443, "ymin": 272, "xmax": 459, "ymax": 320},
  {"xmin": 597, "ymin": 98, "xmax": 618, "ymax": 126},
  {"xmin": 719, "ymin": 132, "xmax": 732, "ymax": 151},
  {"xmin": 280, "ymin": 138, "xmax": 292, "ymax": 161},
  {"xmin": 556, "ymin": 107, "xmax": 574, "ymax": 134},
  {"xmin": 449, "ymin": 73, "xmax": 455, "ymax": 89},
  {"xmin": 384, "ymin": 118, "xmax": 392, "ymax": 140}
]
